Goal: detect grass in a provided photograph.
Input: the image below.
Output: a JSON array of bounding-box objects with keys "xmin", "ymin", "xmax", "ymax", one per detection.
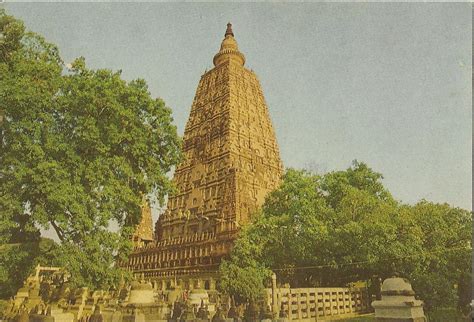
[
  {"xmin": 426, "ymin": 307, "xmax": 470, "ymax": 322},
  {"xmin": 342, "ymin": 315, "xmax": 375, "ymax": 322},
  {"xmin": 338, "ymin": 307, "xmax": 470, "ymax": 322}
]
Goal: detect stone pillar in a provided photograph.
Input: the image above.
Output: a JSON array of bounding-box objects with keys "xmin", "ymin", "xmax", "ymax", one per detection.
[
  {"xmin": 320, "ymin": 291, "xmax": 326, "ymax": 317},
  {"xmin": 271, "ymin": 273, "xmax": 279, "ymax": 317},
  {"xmin": 341, "ymin": 290, "xmax": 346, "ymax": 314},
  {"xmin": 348, "ymin": 289, "xmax": 353, "ymax": 313},
  {"xmin": 296, "ymin": 292, "xmax": 302, "ymax": 320},
  {"xmin": 288, "ymin": 289, "xmax": 293, "ymax": 321},
  {"xmin": 305, "ymin": 291, "xmax": 310, "ymax": 319},
  {"xmin": 329, "ymin": 290, "xmax": 335, "ymax": 316}
]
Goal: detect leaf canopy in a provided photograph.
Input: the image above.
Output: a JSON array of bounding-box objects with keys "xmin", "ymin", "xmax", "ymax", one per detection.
[
  {"xmin": 220, "ymin": 162, "xmax": 471, "ymax": 312},
  {"xmin": 0, "ymin": 9, "xmax": 182, "ymax": 290}
]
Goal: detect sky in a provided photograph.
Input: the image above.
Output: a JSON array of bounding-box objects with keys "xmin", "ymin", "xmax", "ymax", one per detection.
[{"xmin": 5, "ymin": 3, "xmax": 472, "ymax": 224}]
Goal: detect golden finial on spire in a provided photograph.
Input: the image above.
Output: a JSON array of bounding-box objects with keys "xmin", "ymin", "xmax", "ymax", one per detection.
[
  {"xmin": 225, "ymin": 22, "xmax": 234, "ymax": 37},
  {"xmin": 213, "ymin": 22, "xmax": 245, "ymax": 67}
]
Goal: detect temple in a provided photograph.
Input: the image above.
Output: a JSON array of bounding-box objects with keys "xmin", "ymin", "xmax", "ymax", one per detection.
[{"xmin": 123, "ymin": 23, "xmax": 283, "ymax": 290}]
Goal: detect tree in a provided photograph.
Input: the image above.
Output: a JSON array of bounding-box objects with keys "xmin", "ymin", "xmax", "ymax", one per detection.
[
  {"xmin": 219, "ymin": 261, "xmax": 269, "ymax": 306},
  {"xmin": 407, "ymin": 201, "xmax": 471, "ymax": 311},
  {"xmin": 219, "ymin": 218, "xmax": 272, "ymax": 304},
  {"xmin": 220, "ymin": 161, "xmax": 471, "ymax": 313},
  {"xmin": 0, "ymin": 10, "xmax": 182, "ymax": 290}
]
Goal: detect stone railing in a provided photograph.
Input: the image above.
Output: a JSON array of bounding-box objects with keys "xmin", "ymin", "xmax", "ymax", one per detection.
[{"xmin": 265, "ymin": 287, "xmax": 370, "ymax": 320}]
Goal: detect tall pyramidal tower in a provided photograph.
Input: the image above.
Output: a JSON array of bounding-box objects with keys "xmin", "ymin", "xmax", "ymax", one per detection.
[{"xmin": 125, "ymin": 24, "xmax": 283, "ymax": 289}]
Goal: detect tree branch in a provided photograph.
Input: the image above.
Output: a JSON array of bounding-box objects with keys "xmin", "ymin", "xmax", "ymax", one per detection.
[{"xmin": 50, "ymin": 220, "xmax": 65, "ymax": 242}]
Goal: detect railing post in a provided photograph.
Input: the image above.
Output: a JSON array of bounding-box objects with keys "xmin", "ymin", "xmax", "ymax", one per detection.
[
  {"xmin": 296, "ymin": 291, "xmax": 302, "ymax": 321},
  {"xmin": 321, "ymin": 291, "xmax": 326, "ymax": 317},
  {"xmin": 330, "ymin": 289, "xmax": 336, "ymax": 316},
  {"xmin": 349, "ymin": 289, "xmax": 354, "ymax": 312},
  {"xmin": 306, "ymin": 291, "xmax": 311, "ymax": 319},
  {"xmin": 288, "ymin": 288, "xmax": 292, "ymax": 320},
  {"xmin": 271, "ymin": 273, "xmax": 279, "ymax": 317},
  {"xmin": 342, "ymin": 289, "xmax": 347, "ymax": 313}
]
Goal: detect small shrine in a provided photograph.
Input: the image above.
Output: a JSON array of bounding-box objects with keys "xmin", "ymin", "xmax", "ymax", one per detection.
[{"xmin": 372, "ymin": 276, "xmax": 426, "ymax": 322}]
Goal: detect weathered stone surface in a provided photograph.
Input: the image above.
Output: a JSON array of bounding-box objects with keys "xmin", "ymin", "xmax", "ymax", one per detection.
[
  {"xmin": 29, "ymin": 305, "xmax": 75, "ymax": 322},
  {"xmin": 127, "ymin": 281, "xmax": 154, "ymax": 304},
  {"xmin": 2, "ymin": 266, "xmax": 374, "ymax": 322},
  {"xmin": 124, "ymin": 23, "xmax": 283, "ymax": 285},
  {"xmin": 372, "ymin": 277, "xmax": 426, "ymax": 322}
]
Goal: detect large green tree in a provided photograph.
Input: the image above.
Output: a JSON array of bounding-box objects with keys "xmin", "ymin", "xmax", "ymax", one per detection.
[
  {"xmin": 221, "ymin": 161, "xmax": 471, "ymax": 312},
  {"xmin": 0, "ymin": 10, "xmax": 181, "ymax": 291}
]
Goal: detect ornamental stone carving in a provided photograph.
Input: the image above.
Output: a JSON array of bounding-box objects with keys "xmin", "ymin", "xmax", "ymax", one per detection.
[{"xmin": 125, "ymin": 23, "xmax": 283, "ymax": 284}]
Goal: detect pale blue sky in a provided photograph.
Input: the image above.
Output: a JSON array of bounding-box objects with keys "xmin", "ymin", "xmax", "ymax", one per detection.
[{"xmin": 5, "ymin": 3, "xmax": 471, "ymax": 216}]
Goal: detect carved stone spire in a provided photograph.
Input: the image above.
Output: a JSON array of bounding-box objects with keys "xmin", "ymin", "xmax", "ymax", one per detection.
[
  {"xmin": 125, "ymin": 23, "xmax": 282, "ymax": 280},
  {"xmin": 213, "ymin": 22, "xmax": 245, "ymax": 67},
  {"xmin": 159, "ymin": 22, "xmax": 282, "ymax": 241},
  {"xmin": 133, "ymin": 200, "xmax": 153, "ymax": 244}
]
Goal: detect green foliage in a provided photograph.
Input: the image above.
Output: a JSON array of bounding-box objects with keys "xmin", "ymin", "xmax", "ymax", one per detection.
[
  {"xmin": 219, "ymin": 260, "xmax": 269, "ymax": 305},
  {"xmin": 456, "ymin": 271, "xmax": 471, "ymax": 315},
  {"xmin": 407, "ymin": 201, "xmax": 471, "ymax": 310},
  {"xmin": 221, "ymin": 161, "xmax": 471, "ymax": 313},
  {"xmin": 0, "ymin": 9, "xmax": 182, "ymax": 290},
  {"xmin": 218, "ymin": 221, "xmax": 272, "ymax": 304},
  {"xmin": 0, "ymin": 238, "xmax": 58, "ymax": 298},
  {"xmin": 426, "ymin": 308, "xmax": 468, "ymax": 322}
]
